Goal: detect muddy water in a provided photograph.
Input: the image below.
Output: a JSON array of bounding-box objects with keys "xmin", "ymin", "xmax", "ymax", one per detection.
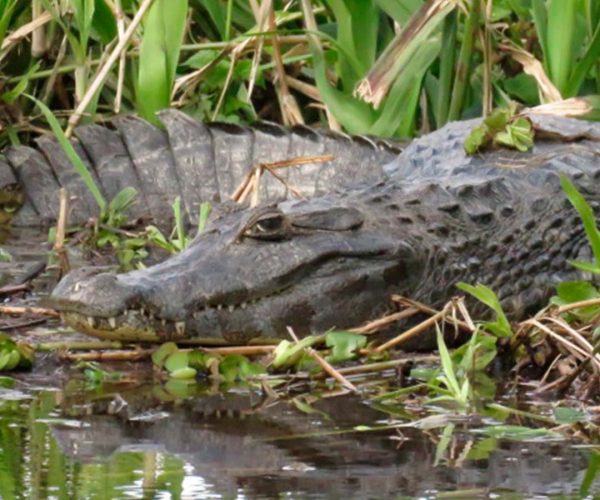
[
  {"xmin": 0, "ymin": 229, "xmax": 599, "ymax": 499},
  {"xmin": 0, "ymin": 380, "xmax": 598, "ymax": 499}
]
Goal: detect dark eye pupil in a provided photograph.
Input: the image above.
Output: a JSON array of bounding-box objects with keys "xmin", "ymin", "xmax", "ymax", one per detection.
[{"xmin": 256, "ymin": 216, "xmax": 282, "ymax": 232}]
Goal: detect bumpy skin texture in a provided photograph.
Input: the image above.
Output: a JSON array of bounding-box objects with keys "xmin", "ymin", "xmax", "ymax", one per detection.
[
  {"xmin": 0, "ymin": 110, "xmax": 400, "ymax": 227},
  {"xmin": 46, "ymin": 115, "xmax": 600, "ymax": 347}
]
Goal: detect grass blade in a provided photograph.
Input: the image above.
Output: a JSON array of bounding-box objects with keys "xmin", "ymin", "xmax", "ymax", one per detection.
[
  {"xmin": 561, "ymin": 174, "xmax": 600, "ymax": 267},
  {"xmin": 137, "ymin": 0, "xmax": 188, "ymax": 123},
  {"xmin": 25, "ymin": 94, "xmax": 106, "ymax": 210},
  {"xmin": 546, "ymin": 0, "xmax": 577, "ymax": 94}
]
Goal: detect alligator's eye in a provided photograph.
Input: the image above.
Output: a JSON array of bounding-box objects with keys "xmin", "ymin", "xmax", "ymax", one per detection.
[{"xmin": 243, "ymin": 211, "xmax": 290, "ymax": 240}]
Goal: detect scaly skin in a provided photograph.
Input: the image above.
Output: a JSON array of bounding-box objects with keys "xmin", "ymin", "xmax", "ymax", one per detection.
[{"xmin": 8, "ymin": 113, "xmax": 600, "ymax": 347}]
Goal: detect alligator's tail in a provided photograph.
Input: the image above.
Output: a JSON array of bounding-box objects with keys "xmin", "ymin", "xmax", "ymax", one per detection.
[{"xmin": 0, "ymin": 110, "xmax": 402, "ymax": 227}]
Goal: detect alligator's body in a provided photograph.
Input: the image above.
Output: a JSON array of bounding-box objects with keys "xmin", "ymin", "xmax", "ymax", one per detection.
[
  {"xmin": 35, "ymin": 113, "xmax": 600, "ymax": 347},
  {"xmin": 0, "ymin": 110, "xmax": 400, "ymax": 227}
]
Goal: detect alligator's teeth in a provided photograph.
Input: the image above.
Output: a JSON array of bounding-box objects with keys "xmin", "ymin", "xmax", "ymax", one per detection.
[
  {"xmin": 108, "ymin": 317, "xmax": 117, "ymax": 329},
  {"xmin": 140, "ymin": 308, "xmax": 145, "ymax": 317},
  {"xmin": 74, "ymin": 282, "xmax": 81, "ymax": 292},
  {"xmin": 217, "ymin": 304, "xmax": 222, "ymax": 311},
  {"xmin": 241, "ymin": 302, "xmax": 247, "ymax": 309},
  {"xmin": 175, "ymin": 321, "xmax": 185, "ymax": 335},
  {"xmin": 87, "ymin": 316, "xmax": 95, "ymax": 328},
  {"xmin": 161, "ymin": 319, "xmax": 167, "ymax": 327},
  {"xmin": 228, "ymin": 305, "xmax": 234, "ymax": 313}
]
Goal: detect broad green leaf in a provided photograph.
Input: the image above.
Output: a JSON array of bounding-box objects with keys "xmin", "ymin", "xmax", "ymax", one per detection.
[
  {"xmin": 137, "ymin": 0, "xmax": 188, "ymax": 123},
  {"xmin": 152, "ymin": 342, "xmax": 178, "ymax": 368},
  {"xmin": 552, "ymin": 281, "xmax": 600, "ymax": 320},
  {"xmin": 272, "ymin": 335, "xmax": 321, "ymax": 369},
  {"xmin": 164, "ymin": 351, "xmax": 189, "ymax": 373},
  {"xmin": 91, "ymin": 0, "xmax": 117, "ymax": 43},
  {"xmin": 546, "ymin": 0, "xmax": 577, "ymax": 94},
  {"xmin": 325, "ymin": 331, "xmax": 367, "ymax": 364}
]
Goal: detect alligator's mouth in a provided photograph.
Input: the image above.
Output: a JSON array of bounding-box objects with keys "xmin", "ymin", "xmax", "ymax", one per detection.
[
  {"xmin": 58, "ymin": 290, "xmax": 284, "ymax": 342},
  {"xmin": 53, "ymin": 255, "xmax": 405, "ymax": 343}
]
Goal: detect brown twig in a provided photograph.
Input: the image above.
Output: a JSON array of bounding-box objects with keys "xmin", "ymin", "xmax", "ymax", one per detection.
[
  {"xmin": 59, "ymin": 349, "xmax": 153, "ymax": 362},
  {"xmin": 375, "ymin": 310, "xmax": 446, "ymax": 353},
  {"xmin": 0, "ymin": 305, "xmax": 59, "ymax": 317},
  {"xmin": 287, "ymin": 326, "xmax": 358, "ymax": 393},
  {"xmin": 53, "ymin": 188, "xmax": 70, "ymax": 275},
  {"xmin": 350, "ymin": 307, "xmax": 420, "ymax": 334}
]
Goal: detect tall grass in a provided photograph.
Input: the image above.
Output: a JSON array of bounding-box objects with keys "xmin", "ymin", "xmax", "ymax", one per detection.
[{"xmin": 1, "ymin": 0, "xmax": 600, "ymax": 147}]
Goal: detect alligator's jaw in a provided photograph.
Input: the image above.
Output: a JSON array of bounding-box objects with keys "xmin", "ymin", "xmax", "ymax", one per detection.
[
  {"xmin": 54, "ymin": 258, "xmax": 408, "ymax": 343},
  {"xmin": 49, "ymin": 201, "xmax": 412, "ymax": 343}
]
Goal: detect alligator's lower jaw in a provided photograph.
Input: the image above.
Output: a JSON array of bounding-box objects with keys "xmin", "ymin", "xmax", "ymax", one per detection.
[{"xmin": 60, "ymin": 311, "xmax": 187, "ymax": 342}]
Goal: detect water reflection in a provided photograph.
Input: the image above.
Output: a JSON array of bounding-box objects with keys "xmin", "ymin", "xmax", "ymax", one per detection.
[{"xmin": 0, "ymin": 381, "xmax": 598, "ymax": 499}]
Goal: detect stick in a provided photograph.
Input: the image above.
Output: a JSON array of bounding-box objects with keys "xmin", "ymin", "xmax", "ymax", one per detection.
[
  {"xmin": 0, "ymin": 305, "xmax": 59, "ymax": 317},
  {"xmin": 375, "ymin": 310, "xmax": 445, "ymax": 352},
  {"xmin": 53, "ymin": 188, "xmax": 70, "ymax": 274},
  {"xmin": 286, "ymin": 326, "xmax": 358, "ymax": 393}
]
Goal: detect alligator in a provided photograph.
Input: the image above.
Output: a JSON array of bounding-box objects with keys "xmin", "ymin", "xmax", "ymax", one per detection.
[{"xmin": 4, "ymin": 111, "xmax": 600, "ymax": 347}]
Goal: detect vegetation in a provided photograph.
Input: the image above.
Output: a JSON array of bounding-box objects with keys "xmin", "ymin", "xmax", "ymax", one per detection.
[{"xmin": 1, "ymin": 0, "xmax": 600, "ymax": 148}]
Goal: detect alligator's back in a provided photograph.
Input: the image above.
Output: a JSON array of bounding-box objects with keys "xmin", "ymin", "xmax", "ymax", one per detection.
[{"xmin": 0, "ymin": 110, "xmax": 402, "ymax": 226}]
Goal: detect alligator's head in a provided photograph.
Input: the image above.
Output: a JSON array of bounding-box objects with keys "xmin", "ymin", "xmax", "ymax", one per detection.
[{"xmin": 49, "ymin": 195, "xmax": 420, "ymax": 342}]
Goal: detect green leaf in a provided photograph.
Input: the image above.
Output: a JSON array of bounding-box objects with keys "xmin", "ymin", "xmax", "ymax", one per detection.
[
  {"xmin": 476, "ymin": 424, "xmax": 563, "ymax": 441},
  {"xmin": 272, "ymin": 335, "xmax": 321, "ymax": 370},
  {"xmin": 456, "ymin": 282, "xmax": 512, "ymax": 337},
  {"xmin": 169, "ymin": 367, "xmax": 197, "ymax": 379},
  {"xmin": 164, "ymin": 351, "xmax": 189, "ymax": 373},
  {"xmin": 436, "ymin": 327, "xmax": 461, "ymax": 397},
  {"xmin": 561, "ymin": 175, "xmax": 600, "ymax": 268},
  {"xmin": 219, "ymin": 354, "xmax": 265, "ymax": 383},
  {"xmin": 464, "ymin": 122, "xmax": 489, "ymax": 154},
  {"xmin": 552, "ymin": 281, "xmax": 600, "ymax": 321},
  {"xmin": 197, "ymin": 202, "xmax": 212, "ymax": 233},
  {"xmin": 137, "ymin": 0, "xmax": 188, "ymax": 123},
  {"xmin": 324, "ymin": 330, "xmax": 367, "ymax": 364},
  {"xmin": 152, "ymin": 342, "xmax": 178, "ymax": 368},
  {"xmin": 553, "ymin": 406, "xmax": 586, "ymax": 424},
  {"xmin": 494, "ymin": 117, "xmax": 534, "ymax": 152},
  {"xmin": 24, "ymin": 94, "xmax": 106, "ymax": 210}
]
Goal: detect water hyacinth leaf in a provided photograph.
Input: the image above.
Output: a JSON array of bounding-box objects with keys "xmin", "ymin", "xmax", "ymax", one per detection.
[
  {"xmin": 170, "ymin": 367, "xmax": 197, "ymax": 380},
  {"xmin": 137, "ymin": 0, "xmax": 188, "ymax": 124},
  {"xmin": 272, "ymin": 335, "xmax": 321, "ymax": 369},
  {"xmin": 152, "ymin": 342, "xmax": 179, "ymax": 368},
  {"xmin": 561, "ymin": 175, "xmax": 600, "ymax": 269},
  {"xmin": 219, "ymin": 354, "xmax": 265, "ymax": 382},
  {"xmin": 164, "ymin": 351, "xmax": 189, "ymax": 373},
  {"xmin": 325, "ymin": 331, "xmax": 367, "ymax": 364},
  {"xmin": 456, "ymin": 282, "xmax": 512, "ymax": 337}
]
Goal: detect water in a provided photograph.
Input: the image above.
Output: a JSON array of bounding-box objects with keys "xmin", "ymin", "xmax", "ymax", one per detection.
[{"xmin": 0, "ymin": 378, "xmax": 598, "ymax": 499}]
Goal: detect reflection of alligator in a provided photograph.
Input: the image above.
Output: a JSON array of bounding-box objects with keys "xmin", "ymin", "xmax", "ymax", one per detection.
[
  {"xmin": 49, "ymin": 388, "xmax": 597, "ymax": 498},
  {"xmin": 0, "ymin": 109, "xmax": 400, "ymax": 226},
  {"xmin": 46, "ymin": 114, "xmax": 600, "ymax": 345}
]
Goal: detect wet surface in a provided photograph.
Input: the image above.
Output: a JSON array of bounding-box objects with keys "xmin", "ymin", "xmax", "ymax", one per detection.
[
  {"xmin": 0, "ymin": 379, "xmax": 599, "ymax": 499},
  {"xmin": 1, "ymin": 229, "xmax": 599, "ymax": 499}
]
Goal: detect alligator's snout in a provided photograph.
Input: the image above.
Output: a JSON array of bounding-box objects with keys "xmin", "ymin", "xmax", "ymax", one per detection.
[{"xmin": 49, "ymin": 199, "xmax": 411, "ymax": 343}]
